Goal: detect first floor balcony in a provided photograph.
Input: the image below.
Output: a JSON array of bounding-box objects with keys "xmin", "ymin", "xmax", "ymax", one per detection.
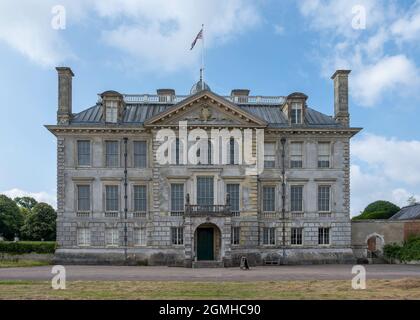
[{"xmin": 185, "ymin": 204, "xmax": 231, "ymax": 217}]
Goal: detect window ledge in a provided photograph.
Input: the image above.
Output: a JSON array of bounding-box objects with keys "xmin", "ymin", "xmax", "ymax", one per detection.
[{"xmin": 100, "ymin": 177, "xmax": 123, "ymax": 181}]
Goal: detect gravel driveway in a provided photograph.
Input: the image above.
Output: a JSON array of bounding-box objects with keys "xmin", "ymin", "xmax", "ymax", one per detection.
[{"xmin": 0, "ymin": 264, "xmax": 419, "ymax": 281}]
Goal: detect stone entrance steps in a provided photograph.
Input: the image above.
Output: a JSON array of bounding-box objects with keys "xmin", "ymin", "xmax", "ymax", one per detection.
[{"xmin": 192, "ymin": 260, "xmax": 224, "ymax": 268}]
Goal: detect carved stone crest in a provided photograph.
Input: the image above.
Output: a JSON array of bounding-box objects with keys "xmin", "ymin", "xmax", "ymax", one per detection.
[{"xmin": 199, "ymin": 106, "xmax": 212, "ymax": 121}]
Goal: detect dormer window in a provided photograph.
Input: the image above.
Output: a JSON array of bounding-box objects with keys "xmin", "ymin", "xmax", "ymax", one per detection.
[
  {"xmin": 101, "ymin": 90, "xmax": 124, "ymax": 124},
  {"xmin": 105, "ymin": 100, "xmax": 118, "ymax": 123},
  {"xmin": 291, "ymin": 102, "xmax": 303, "ymax": 124}
]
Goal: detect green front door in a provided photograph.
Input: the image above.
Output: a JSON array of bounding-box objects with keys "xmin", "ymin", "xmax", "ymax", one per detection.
[{"xmin": 197, "ymin": 228, "xmax": 214, "ymax": 260}]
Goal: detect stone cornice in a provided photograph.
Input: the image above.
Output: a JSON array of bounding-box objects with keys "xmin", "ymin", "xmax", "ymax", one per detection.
[
  {"xmin": 45, "ymin": 125, "xmax": 148, "ymax": 136},
  {"xmin": 266, "ymin": 127, "xmax": 362, "ymax": 137},
  {"xmin": 45, "ymin": 124, "xmax": 362, "ymax": 137}
]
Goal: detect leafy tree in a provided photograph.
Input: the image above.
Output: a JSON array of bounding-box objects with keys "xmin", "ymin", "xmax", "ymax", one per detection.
[
  {"xmin": 352, "ymin": 200, "xmax": 400, "ymax": 220},
  {"xmin": 20, "ymin": 203, "xmax": 56, "ymax": 241},
  {"xmin": 14, "ymin": 196, "xmax": 38, "ymax": 210},
  {"xmin": 0, "ymin": 195, "xmax": 24, "ymax": 240},
  {"xmin": 19, "ymin": 206, "xmax": 31, "ymax": 217}
]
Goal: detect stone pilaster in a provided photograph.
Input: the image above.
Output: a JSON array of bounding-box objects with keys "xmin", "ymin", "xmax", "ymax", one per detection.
[
  {"xmin": 57, "ymin": 137, "xmax": 65, "ymax": 215},
  {"xmin": 343, "ymin": 138, "xmax": 351, "ymax": 217},
  {"xmin": 56, "ymin": 137, "xmax": 65, "ymax": 246}
]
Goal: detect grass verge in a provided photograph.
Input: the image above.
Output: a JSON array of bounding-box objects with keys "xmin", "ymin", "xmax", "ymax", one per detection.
[
  {"xmin": 0, "ymin": 279, "xmax": 419, "ymax": 299},
  {"xmin": 0, "ymin": 260, "xmax": 51, "ymax": 268}
]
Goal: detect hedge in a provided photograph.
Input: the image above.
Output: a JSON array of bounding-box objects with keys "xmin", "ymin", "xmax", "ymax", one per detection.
[
  {"xmin": 384, "ymin": 236, "xmax": 420, "ymax": 262},
  {"xmin": 0, "ymin": 241, "xmax": 56, "ymax": 255}
]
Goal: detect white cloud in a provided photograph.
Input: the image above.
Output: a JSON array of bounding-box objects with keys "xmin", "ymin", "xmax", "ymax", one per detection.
[
  {"xmin": 299, "ymin": 0, "xmax": 385, "ymax": 38},
  {"xmin": 0, "ymin": 0, "xmax": 76, "ymax": 67},
  {"xmin": 0, "ymin": 0, "xmax": 261, "ymax": 72},
  {"xmin": 391, "ymin": 2, "xmax": 420, "ymax": 42},
  {"xmin": 297, "ymin": 0, "xmax": 420, "ymax": 107},
  {"xmin": 352, "ymin": 55, "xmax": 420, "ymax": 106},
  {"xmin": 97, "ymin": 0, "xmax": 261, "ymax": 72},
  {"xmin": 350, "ymin": 133, "xmax": 420, "ymax": 215},
  {"xmin": 352, "ymin": 133, "xmax": 420, "ymax": 185},
  {"xmin": 391, "ymin": 188, "xmax": 420, "ymax": 205},
  {"xmin": 1, "ymin": 188, "xmax": 56, "ymax": 208}
]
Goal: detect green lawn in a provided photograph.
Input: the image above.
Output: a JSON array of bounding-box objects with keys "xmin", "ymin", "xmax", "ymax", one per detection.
[
  {"xmin": 0, "ymin": 260, "xmax": 51, "ymax": 268},
  {"xmin": 0, "ymin": 279, "xmax": 419, "ymax": 299}
]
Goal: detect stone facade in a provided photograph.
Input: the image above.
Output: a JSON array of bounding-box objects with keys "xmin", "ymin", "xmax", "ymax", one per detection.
[{"xmin": 47, "ymin": 68, "xmax": 361, "ymax": 266}]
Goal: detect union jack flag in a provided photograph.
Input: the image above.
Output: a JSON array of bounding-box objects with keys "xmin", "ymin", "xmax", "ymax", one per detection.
[{"xmin": 190, "ymin": 28, "xmax": 203, "ymax": 50}]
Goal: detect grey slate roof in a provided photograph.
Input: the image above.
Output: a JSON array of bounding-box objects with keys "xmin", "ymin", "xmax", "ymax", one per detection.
[
  {"xmin": 72, "ymin": 102, "xmax": 342, "ymax": 128},
  {"xmin": 389, "ymin": 204, "xmax": 420, "ymax": 220}
]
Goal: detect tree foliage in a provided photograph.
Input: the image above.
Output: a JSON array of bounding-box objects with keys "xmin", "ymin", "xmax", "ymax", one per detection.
[
  {"xmin": 14, "ymin": 196, "xmax": 38, "ymax": 210},
  {"xmin": 20, "ymin": 203, "xmax": 56, "ymax": 241},
  {"xmin": 0, "ymin": 195, "xmax": 24, "ymax": 240},
  {"xmin": 352, "ymin": 200, "xmax": 400, "ymax": 220},
  {"xmin": 384, "ymin": 236, "xmax": 420, "ymax": 262}
]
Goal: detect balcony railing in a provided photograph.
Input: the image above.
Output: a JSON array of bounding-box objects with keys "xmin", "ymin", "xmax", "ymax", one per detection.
[
  {"xmin": 102, "ymin": 94, "xmax": 287, "ymax": 105},
  {"xmin": 170, "ymin": 211, "xmax": 184, "ymax": 217},
  {"xmin": 133, "ymin": 211, "xmax": 147, "ymax": 218},
  {"xmin": 76, "ymin": 211, "xmax": 90, "ymax": 218},
  {"xmin": 104, "ymin": 211, "xmax": 119, "ymax": 218},
  {"xmin": 185, "ymin": 204, "xmax": 231, "ymax": 216}
]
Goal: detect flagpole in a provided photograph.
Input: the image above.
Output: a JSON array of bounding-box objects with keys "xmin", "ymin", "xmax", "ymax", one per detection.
[{"xmin": 201, "ymin": 24, "xmax": 205, "ymax": 90}]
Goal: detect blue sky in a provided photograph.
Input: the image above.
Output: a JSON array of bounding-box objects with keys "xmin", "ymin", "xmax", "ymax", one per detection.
[{"xmin": 0, "ymin": 0, "xmax": 419, "ymax": 215}]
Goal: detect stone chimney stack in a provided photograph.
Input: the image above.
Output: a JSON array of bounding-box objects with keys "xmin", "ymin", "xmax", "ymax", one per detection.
[
  {"xmin": 331, "ymin": 70, "xmax": 350, "ymax": 127},
  {"xmin": 56, "ymin": 67, "xmax": 74, "ymax": 125}
]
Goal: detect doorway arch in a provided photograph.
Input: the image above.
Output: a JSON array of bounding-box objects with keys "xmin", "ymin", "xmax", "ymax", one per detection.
[
  {"xmin": 365, "ymin": 233, "xmax": 385, "ymax": 257},
  {"xmin": 194, "ymin": 223, "xmax": 222, "ymax": 261}
]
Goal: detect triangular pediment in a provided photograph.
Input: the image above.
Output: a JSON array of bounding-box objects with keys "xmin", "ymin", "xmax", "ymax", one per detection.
[{"xmin": 144, "ymin": 91, "xmax": 267, "ymax": 127}]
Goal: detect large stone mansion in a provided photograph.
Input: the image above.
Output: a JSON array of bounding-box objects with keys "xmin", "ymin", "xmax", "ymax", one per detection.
[{"xmin": 47, "ymin": 67, "xmax": 361, "ymax": 266}]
